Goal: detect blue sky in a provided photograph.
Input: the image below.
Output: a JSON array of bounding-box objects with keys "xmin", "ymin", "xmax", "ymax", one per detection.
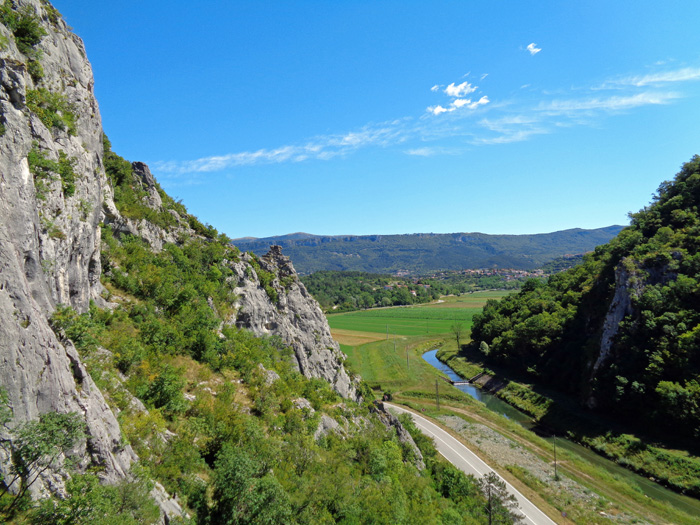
[{"xmin": 55, "ymin": 1, "xmax": 700, "ymax": 239}]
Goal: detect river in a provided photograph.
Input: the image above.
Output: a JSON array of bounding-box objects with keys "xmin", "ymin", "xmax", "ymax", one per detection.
[{"xmin": 422, "ymin": 349, "xmax": 700, "ymax": 517}]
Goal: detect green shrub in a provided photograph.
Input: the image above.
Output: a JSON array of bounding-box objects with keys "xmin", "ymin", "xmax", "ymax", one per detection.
[
  {"xmin": 0, "ymin": 1, "xmax": 47, "ymax": 55},
  {"xmin": 29, "ymin": 468, "xmax": 160, "ymax": 524},
  {"xmin": 27, "ymin": 144, "xmax": 77, "ymax": 198},
  {"xmin": 249, "ymin": 256, "xmax": 279, "ymax": 304},
  {"xmin": 139, "ymin": 365, "xmax": 187, "ymax": 419},
  {"xmin": 27, "ymin": 58, "xmax": 43, "ymax": 82},
  {"xmin": 26, "ymin": 89, "xmax": 77, "ymax": 135},
  {"xmin": 57, "ymin": 150, "xmax": 76, "ymax": 196}
]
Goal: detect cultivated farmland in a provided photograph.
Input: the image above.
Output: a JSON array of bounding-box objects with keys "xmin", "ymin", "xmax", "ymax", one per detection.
[{"xmin": 327, "ymin": 291, "xmax": 507, "ymax": 337}]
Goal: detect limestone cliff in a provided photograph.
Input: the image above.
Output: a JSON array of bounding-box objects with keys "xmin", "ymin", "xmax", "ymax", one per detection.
[
  {"xmin": 0, "ymin": 0, "xmax": 136, "ymax": 496},
  {"xmin": 231, "ymin": 246, "xmax": 360, "ymax": 401}
]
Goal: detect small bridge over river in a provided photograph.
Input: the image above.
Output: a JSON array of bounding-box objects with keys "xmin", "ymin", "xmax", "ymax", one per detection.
[{"xmin": 440, "ymin": 371, "xmax": 486, "ymax": 386}]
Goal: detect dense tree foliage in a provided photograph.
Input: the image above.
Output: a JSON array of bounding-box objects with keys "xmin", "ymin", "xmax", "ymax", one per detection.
[
  {"xmin": 471, "ymin": 156, "xmax": 700, "ymax": 443},
  {"xmin": 302, "ymin": 271, "xmax": 527, "ymax": 313},
  {"xmin": 301, "ymin": 271, "xmax": 439, "ymax": 311}
]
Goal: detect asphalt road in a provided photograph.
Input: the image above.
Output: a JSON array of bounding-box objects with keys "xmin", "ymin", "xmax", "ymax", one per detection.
[{"xmin": 386, "ymin": 403, "xmax": 558, "ymax": 525}]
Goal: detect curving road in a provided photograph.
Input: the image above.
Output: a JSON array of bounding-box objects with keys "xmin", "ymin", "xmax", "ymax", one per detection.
[{"xmin": 386, "ymin": 403, "xmax": 558, "ymax": 525}]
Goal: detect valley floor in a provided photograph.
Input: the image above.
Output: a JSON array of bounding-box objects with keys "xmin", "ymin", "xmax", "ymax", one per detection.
[{"xmin": 331, "ymin": 292, "xmax": 700, "ymax": 525}]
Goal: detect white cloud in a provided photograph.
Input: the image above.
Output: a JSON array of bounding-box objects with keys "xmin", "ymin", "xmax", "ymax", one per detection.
[
  {"xmin": 427, "ymin": 105, "xmax": 450, "ymax": 115},
  {"xmin": 153, "ymin": 120, "xmax": 411, "ymax": 176},
  {"xmin": 430, "ymin": 84, "xmax": 440, "ymax": 92},
  {"xmin": 526, "ymin": 43, "xmax": 541, "ymax": 55},
  {"xmin": 480, "ymin": 73, "xmax": 488, "ymax": 80},
  {"xmin": 468, "ymin": 96, "xmax": 490, "ymax": 109},
  {"xmin": 427, "ymin": 96, "xmax": 490, "ymax": 115},
  {"xmin": 404, "ymin": 146, "xmax": 462, "ymax": 156},
  {"xmin": 445, "ymin": 81, "xmax": 477, "ymax": 97},
  {"xmin": 405, "ymin": 147, "xmax": 438, "ymax": 156}
]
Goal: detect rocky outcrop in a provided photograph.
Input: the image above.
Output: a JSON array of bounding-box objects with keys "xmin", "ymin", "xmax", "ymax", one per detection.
[
  {"xmin": 231, "ymin": 246, "xmax": 360, "ymax": 401},
  {"xmin": 371, "ymin": 402, "xmax": 425, "ymax": 471},
  {"xmin": 102, "ymin": 162, "xmax": 193, "ymax": 252},
  {"xmin": 590, "ymin": 260, "xmax": 643, "ymax": 380},
  {"xmin": 0, "ymin": 3, "xmax": 357, "ymax": 519},
  {"xmin": 314, "ymin": 414, "xmax": 343, "ymax": 440},
  {"xmin": 586, "ymin": 256, "xmax": 680, "ymax": 408}
]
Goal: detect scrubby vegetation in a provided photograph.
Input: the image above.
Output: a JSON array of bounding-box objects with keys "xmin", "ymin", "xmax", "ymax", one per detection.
[
  {"xmin": 0, "ymin": 0, "xmax": 46, "ymax": 81},
  {"xmin": 26, "ymin": 88, "xmax": 77, "ymax": 135},
  {"xmin": 103, "ymin": 135, "xmax": 223, "ymax": 241},
  {"xmin": 30, "ymin": 224, "xmax": 509, "ymax": 523},
  {"xmin": 27, "ymin": 142, "xmax": 77, "ymax": 198}
]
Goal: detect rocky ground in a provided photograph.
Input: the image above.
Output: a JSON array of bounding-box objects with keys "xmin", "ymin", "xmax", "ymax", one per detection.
[{"xmin": 439, "ymin": 415, "xmax": 650, "ymax": 524}]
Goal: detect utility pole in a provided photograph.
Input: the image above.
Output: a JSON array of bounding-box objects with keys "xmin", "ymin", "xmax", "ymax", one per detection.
[
  {"xmin": 553, "ymin": 434, "xmax": 558, "ymax": 480},
  {"xmin": 435, "ymin": 379, "xmax": 440, "ymax": 410}
]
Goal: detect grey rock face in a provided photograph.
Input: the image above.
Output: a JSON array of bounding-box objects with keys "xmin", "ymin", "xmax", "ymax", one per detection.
[
  {"xmin": 314, "ymin": 414, "xmax": 343, "ymax": 440},
  {"xmin": 586, "ymin": 258, "xmax": 670, "ymax": 408},
  {"xmin": 230, "ymin": 246, "xmax": 360, "ymax": 401},
  {"xmin": 0, "ymin": 0, "xmax": 138, "ymax": 496},
  {"xmin": 591, "ymin": 261, "xmax": 642, "ymax": 377}
]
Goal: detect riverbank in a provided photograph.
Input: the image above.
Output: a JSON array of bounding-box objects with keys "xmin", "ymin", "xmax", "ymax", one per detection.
[{"xmin": 436, "ymin": 347, "xmax": 700, "ymax": 501}]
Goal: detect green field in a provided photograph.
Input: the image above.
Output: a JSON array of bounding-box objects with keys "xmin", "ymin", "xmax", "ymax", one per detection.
[{"xmin": 328, "ymin": 292, "xmax": 507, "ymax": 336}]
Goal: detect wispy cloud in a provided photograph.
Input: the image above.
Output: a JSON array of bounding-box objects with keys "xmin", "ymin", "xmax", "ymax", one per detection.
[
  {"xmin": 154, "ymin": 121, "xmax": 411, "ymax": 176},
  {"xmin": 153, "ymin": 63, "xmax": 699, "ymax": 180},
  {"xmin": 404, "ymin": 146, "xmax": 463, "ymax": 156},
  {"xmin": 476, "ymin": 116, "xmax": 549, "ymax": 144},
  {"xmin": 526, "ymin": 42, "xmax": 541, "ymax": 55},
  {"xmin": 604, "ymin": 66, "xmax": 700, "ymax": 87},
  {"xmin": 538, "ymin": 92, "xmax": 679, "ymax": 114}
]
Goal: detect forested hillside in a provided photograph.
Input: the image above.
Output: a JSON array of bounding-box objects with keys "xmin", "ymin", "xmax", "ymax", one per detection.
[
  {"xmin": 471, "ymin": 156, "xmax": 700, "ymax": 443},
  {"xmin": 235, "ymin": 227, "xmax": 623, "ymax": 275}
]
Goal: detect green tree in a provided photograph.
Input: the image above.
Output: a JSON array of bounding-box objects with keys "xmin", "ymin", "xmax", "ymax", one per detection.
[
  {"xmin": 479, "ymin": 472, "xmax": 521, "ymax": 524},
  {"xmin": 209, "ymin": 444, "xmax": 291, "ymax": 524},
  {"xmin": 29, "ymin": 467, "xmax": 160, "ymax": 525},
  {"xmin": 0, "ymin": 406, "xmax": 86, "ymax": 515},
  {"xmin": 451, "ymin": 322, "xmax": 465, "ymax": 351}
]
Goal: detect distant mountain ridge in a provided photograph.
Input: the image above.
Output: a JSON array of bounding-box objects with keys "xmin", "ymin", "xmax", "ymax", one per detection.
[{"xmin": 233, "ymin": 226, "xmax": 625, "ymax": 275}]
